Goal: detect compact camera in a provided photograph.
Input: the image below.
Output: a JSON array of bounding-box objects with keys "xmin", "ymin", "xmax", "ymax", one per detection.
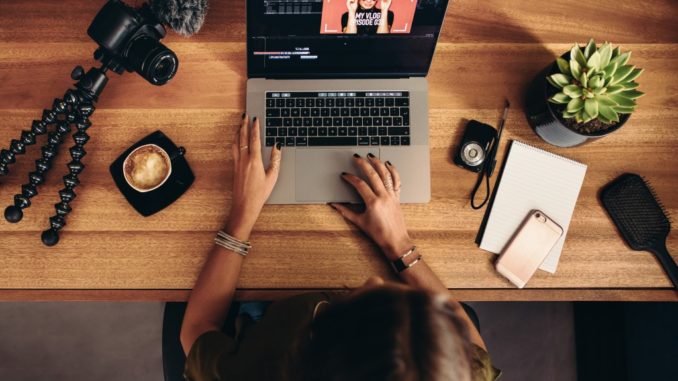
[
  {"xmin": 453, "ymin": 120, "xmax": 498, "ymax": 173},
  {"xmin": 87, "ymin": 0, "xmax": 178, "ymax": 85}
]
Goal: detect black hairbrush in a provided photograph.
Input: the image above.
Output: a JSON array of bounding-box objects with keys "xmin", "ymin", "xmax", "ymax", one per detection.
[{"xmin": 601, "ymin": 173, "xmax": 677, "ymax": 290}]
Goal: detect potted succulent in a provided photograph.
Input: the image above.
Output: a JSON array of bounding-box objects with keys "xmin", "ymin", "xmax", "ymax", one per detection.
[{"xmin": 525, "ymin": 39, "xmax": 644, "ymax": 147}]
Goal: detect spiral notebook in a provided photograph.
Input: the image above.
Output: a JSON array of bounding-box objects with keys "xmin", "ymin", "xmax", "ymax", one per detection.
[{"xmin": 479, "ymin": 140, "xmax": 587, "ymax": 273}]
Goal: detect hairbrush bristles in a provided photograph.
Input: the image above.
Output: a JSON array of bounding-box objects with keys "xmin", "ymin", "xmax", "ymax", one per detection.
[
  {"xmin": 601, "ymin": 174, "xmax": 670, "ymax": 250},
  {"xmin": 602, "ymin": 174, "xmax": 678, "ymax": 289},
  {"xmin": 644, "ymin": 178, "xmax": 672, "ymax": 223}
]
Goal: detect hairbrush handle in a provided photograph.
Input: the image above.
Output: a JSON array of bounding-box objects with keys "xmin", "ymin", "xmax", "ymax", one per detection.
[{"xmin": 649, "ymin": 241, "xmax": 678, "ymax": 290}]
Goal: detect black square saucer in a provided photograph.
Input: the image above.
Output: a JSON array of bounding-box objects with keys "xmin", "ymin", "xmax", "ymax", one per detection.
[{"xmin": 110, "ymin": 130, "xmax": 194, "ymax": 216}]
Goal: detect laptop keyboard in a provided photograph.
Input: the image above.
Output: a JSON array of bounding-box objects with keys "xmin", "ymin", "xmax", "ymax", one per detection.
[{"xmin": 264, "ymin": 91, "xmax": 411, "ymax": 147}]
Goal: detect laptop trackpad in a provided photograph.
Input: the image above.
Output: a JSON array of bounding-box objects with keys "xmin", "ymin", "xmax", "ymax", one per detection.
[{"xmin": 295, "ymin": 148, "xmax": 379, "ymax": 203}]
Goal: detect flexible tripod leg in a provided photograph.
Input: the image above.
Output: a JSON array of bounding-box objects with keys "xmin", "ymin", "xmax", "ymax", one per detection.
[
  {"xmin": 3, "ymin": 65, "xmax": 108, "ymax": 245},
  {"xmin": 42, "ymin": 105, "xmax": 93, "ymax": 247},
  {"xmin": 0, "ymin": 119, "xmax": 49, "ymax": 176},
  {"xmin": 0, "ymin": 97, "xmax": 68, "ymax": 177},
  {"xmin": 4, "ymin": 90, "xmax": 79, "ymax": 223}
]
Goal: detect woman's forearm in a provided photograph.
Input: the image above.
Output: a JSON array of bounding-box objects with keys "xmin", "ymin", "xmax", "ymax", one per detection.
[
  {"xmin": 179, "ymin": 222, "xmax": 251, "ymax": 355},
  {"xmin": 179, "ymin": 115, "xmax": 280, "ymax": 355},
  {"xmin": 398, "ymin": 258, "xmax": 447, "ymax": 293},
  {"xmin": 329, "ymin": 153, "xmax": 484, "ymax": 347}
]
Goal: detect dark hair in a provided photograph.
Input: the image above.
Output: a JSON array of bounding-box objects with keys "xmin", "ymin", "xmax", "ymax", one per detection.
[{"xmin": 291, "ymin": 287, "xmax": 473, "ymax": 381}]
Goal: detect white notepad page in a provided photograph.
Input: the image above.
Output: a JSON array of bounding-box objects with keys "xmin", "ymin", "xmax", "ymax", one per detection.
[{"xmin": 479, "ymin": 140, "xmax": 587, "ymax": 273}]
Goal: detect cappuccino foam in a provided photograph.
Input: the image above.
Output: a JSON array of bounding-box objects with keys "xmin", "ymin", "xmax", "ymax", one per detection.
[{"xmin": 124, "ymin": 146, "xmax": 170, "ymax": 190}]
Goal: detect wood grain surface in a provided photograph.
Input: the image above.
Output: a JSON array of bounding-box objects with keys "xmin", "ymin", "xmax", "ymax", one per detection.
[{"xmin": 0, "ymin": 0, "xmax": 676, "ymax": 300}]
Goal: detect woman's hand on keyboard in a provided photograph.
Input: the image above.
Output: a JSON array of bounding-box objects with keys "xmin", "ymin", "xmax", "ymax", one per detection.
[{"xmin": 224, "ymin": 114, "xmax": 282, "ymax": 241}]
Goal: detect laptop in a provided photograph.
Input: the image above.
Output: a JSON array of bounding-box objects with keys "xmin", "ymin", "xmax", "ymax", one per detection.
[{"xmin": 246, "ymin": 0, "xmax": 450, "ymax": 204}]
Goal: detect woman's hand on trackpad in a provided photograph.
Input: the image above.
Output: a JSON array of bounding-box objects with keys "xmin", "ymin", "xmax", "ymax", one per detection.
[{"xmin": 330, "ymin": 153, "xmax": 413, "ymax": 260}]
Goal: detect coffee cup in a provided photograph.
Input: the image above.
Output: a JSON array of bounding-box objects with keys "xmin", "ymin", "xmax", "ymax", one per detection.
[{"xmin": 123, "ymin": 144, "xmax": 185, "ymax": 192}]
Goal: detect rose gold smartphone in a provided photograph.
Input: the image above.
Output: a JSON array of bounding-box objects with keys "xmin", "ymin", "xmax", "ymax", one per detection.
[{"xmin": 495, "ymin": 210, "xmax": 563, "ymax": 288}]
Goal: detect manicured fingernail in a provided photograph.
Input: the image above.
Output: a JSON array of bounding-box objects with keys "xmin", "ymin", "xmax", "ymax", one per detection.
[
  {"xmin": 341, "ymin": 172, "xmax": 348, "ymax": 175},
  {"xmin": 367, "ymin": 153, "xmax": 375, "ymax": 158},
  {"xmin": 353, "ymin": 153, "xmax": 360, "ymax": 158},
  {"xmin": 276, "ymin": 142, "xmax": 282, "ymax": 150},
  {"xmin": 253, "ymin": 117, "xmax": 258, "ymax": 122},
  {"xmin": 386, "ymin": 161, "xmax": 392, "ymax": 166},
  {"xmin": 241, "ymin": 112, "xmax": 246, "ymax": 119}
]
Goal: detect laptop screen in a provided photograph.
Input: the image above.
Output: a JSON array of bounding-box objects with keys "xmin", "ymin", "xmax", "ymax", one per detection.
[{"xmin": 247, "ymin": 0, "xmax": 450, "ymax": 78}]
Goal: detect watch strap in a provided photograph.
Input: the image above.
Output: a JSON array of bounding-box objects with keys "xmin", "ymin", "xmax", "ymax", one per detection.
[{"xmin": 390, "ymin": 246, "xmax": 421, "ymax": 273}]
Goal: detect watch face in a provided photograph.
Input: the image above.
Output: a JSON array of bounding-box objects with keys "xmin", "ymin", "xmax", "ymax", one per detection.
[
  {"xmin": 391, "ymin": 247, "xmax": 420, "ymax": 273},
  {"xmin": 391, "ymin": 258, "xmax": 407, "ymax": 273}
]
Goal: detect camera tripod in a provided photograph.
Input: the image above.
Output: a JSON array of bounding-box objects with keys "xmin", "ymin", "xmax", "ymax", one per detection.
[
  {"xmin": 1, "ymin": 61, "xmax": 118, "ymax": 246},
  {"xmin": 0, "ymin": 0, "xmax": 181, "ymax": 247}
]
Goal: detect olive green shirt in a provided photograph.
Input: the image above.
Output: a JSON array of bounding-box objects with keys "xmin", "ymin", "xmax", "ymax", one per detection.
[{"xmin": 185, "ymin": 293, "xmax": 500, "ymax": 381}]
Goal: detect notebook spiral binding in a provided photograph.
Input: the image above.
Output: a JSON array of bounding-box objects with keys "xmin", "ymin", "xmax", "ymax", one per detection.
[{"xmin": 511, "ymin": 141, "xmax": 587, "ymax": 169}]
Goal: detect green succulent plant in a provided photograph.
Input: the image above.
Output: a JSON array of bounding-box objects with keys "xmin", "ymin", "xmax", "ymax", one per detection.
[{"xmin": 547, "ymin": 39, "xmax": 644, "ymax": 128}]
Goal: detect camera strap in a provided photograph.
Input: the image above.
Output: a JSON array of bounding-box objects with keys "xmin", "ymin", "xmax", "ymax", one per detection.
[
  {"xmin": 470, "ymin": 101, "xmax": 510, "ymax": 210},
  {"xmin": 470, "ymin": 135, "xmax": 497, "ymax": 210}
]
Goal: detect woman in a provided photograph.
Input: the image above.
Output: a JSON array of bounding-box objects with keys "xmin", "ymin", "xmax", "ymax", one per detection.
[
  {"xmin": 343, "ymin": 0, "xmax": 393, "ymax": 34},
  {"xmin": 180, "ymin": 115, "xmax": 500, "ymax": 380}
]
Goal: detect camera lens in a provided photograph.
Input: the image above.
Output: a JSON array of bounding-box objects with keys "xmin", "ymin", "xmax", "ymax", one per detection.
[
  {"xmin": 126, "ymin": 37, "xmax": 178, "ymax": 85},
  {"xmin": 154, "ymin": 56, "xmax": 174, "ymax": 80},
  {"xmin": 461, "ymin": 141, "xmax": 485, "ymax": 167},
  {"xmin": 146, "ymin": 52, "xmax": 178, "ymax": 84}
]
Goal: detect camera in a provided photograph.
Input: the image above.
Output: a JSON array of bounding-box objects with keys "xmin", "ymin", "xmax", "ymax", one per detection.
[
  {"xmin": 88, "ymin": 0, "xmax": 178, "ymax": 85},
  {"xmin": 453, "ymin": 120, "xmax": 497, "ymax": 173}
]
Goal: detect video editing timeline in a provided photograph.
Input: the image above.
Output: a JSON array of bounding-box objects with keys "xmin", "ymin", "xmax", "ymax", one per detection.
[
  {"xmin": 264, "ymin": 0, "xmax": 323, "ymax": 15},
  {"xmin": 253, "ymin": 46, "xmax": 317, "ymax": 61}
]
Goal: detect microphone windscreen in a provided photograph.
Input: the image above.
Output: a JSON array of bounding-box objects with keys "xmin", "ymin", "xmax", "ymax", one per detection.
[{"xmin": 150, "ymin": 0, "xmax": 209, "ymax": 37}]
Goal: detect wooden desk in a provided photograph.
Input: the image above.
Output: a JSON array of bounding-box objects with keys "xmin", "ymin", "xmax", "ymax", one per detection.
[{"xmin": 1, "ymin": 0, "xmax": 676, "ymax": 301}]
